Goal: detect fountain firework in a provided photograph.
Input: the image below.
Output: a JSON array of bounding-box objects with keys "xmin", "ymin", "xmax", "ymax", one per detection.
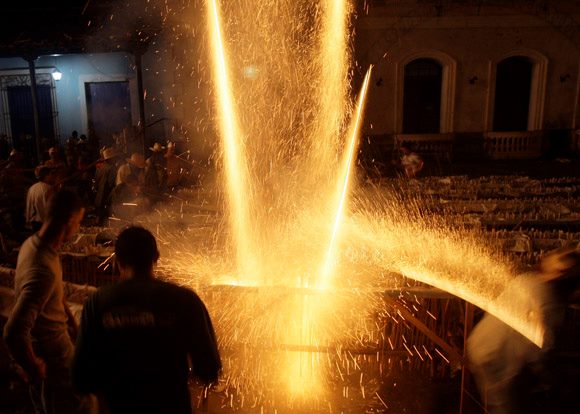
[{"xmin": 144, "ymin": 0, "xmax": 548, "ymax": 411}]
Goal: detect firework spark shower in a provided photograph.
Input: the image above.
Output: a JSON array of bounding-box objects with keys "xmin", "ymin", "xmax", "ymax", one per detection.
[{"xmin": 142, "ymin": 0, "xmax": 549, "ymax": 411}]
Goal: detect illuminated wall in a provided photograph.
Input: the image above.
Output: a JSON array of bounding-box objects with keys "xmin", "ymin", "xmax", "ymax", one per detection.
[
  {"xmin": 356, "ymin": 3, "xmax": 580, "ymax": 136},
  {"xmin": 0, "ymin": 52, "xmax": 136, "ymax": 143}
]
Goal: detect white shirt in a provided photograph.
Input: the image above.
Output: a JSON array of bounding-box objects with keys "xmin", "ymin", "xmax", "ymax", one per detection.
[{"xmin": 116, "ymin": 163, "xmax": 131, "ymax": 186}]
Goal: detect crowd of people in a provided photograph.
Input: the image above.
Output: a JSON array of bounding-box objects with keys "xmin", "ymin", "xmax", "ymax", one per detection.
[
  {"xmin": 3, "ymin": 190, "xmax": 221, "ymax": 414},
  {"xmin": 2, "ymin": 189, "xmax": 579, "ymax": 414},
  {"xmin": 1, "ymin": 135, "xmax": 216, "ymax": 413},
  {"xmin": 0, "ymin": 132, "xmax": 200, "ymax": 243},
  {"xmin": 1, "ymin": 134, "xmax": 579, "ymax": 414}
]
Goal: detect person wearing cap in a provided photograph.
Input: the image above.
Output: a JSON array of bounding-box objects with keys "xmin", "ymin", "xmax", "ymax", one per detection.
[
  {"xmin": 150, "ymin": 141, "xmax": 167, "ymax": 167},
  {"xmin": 94, "ymin": 147, "xmax": 123, "ymax": 225},
  {"xmin": 147, "ymin": 142, "xmax": 167, "ymax": 172},
  {"xmin": 165, "ymin": 142, "xmax": 194, "ymax": 188},
  {"xmin": 25, "ymin": 166, "xmax": 56, "ymax": 232},
  {"xmin": 149, "ymin": 142, "xmax": 165, "ymax": 155},
  {"xmin": 467, "ymin": 248, "xmax": 580, "ymax": 413},
  {"xmin": 116, "ymin": 152, "xmax": 146, "ymax": 186},
  {"xmin": 144, "ymin": 143, "xmax": 167, "ymax": 202},
  {"xmin": 72, "ymin": 226, "xmax": 221, "ymax": 413},
  {"xmin": 109, "ymin": 173, "xmax": 148, "ymax": 222}
]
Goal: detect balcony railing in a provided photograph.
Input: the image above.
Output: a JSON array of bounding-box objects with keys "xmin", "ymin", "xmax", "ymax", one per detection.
[
  {"xmin": 394, "ymin": 133, "xmax": 454, "ymax": 162},
  {"xmin": 484, "ymin": 131, "xmax": 542, "ymax": 160}
]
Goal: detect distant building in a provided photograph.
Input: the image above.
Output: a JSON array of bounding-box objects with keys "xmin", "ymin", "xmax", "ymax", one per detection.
[
  {"xmin": 1, "ymin": 0, "xmax": 579, "ymax": 164},
  {"xmin": 356, "ymin": 0, "xmax": 580, "ymax": 161},
  {"xmin": 0, "ymin": 53, "xmax": 137, "ymax": 152}
]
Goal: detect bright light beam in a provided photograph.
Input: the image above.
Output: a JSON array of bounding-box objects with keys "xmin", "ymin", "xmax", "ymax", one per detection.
[
  {"xmin": 319, "ymin": 66, "xmax": 373, "ymax": 288},
  {"xmin": 312, "ymin": 0, "xmax": 350, "ymax": 167},
  {"xmin": 206, "ymin": 0, "xmax": 255, "ymax": 276}
]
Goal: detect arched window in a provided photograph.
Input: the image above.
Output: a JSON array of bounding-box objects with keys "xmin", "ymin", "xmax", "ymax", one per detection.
[
  {"xmin": 493, "ymin": 56, "xmax": 533, "ymax": 131},
  {"xmin": 402, "ymin": 58, "xmax": 443, "ymax": 134}
]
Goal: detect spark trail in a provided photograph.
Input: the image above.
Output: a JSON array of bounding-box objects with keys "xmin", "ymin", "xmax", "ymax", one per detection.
[
  {"xmin": 206, "ymin": 0, "xmax": 255, "ymax": 277},
  {"xmin": 319, "ymin": 67, "xmax": 373, "ymax": 288}
]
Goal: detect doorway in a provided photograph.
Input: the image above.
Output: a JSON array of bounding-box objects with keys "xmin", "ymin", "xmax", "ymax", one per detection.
[
  {"xmin": 402, "ymin": 58, "xmax": 442, "ymax": 134},
  {"xmin": 493, "ymin": 56, "xmax": 533, "ymax": 132},
  {"xmin": 85, "ymin": 81, "xmax": 132, "ymax": 147},
  {"xmin": 7, "ymin": 84, "xmax": 55, "ymax": 154}
]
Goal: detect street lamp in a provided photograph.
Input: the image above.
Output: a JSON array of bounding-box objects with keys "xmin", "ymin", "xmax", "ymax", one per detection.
[{"xmin": 52, "ymin": 69, "xmax": 62, "ymax": 81}]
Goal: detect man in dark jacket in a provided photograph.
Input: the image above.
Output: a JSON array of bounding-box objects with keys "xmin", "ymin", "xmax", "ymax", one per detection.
[{"xmin": 71, "ymin": 226, "xmax": 221, "ymax": 413}]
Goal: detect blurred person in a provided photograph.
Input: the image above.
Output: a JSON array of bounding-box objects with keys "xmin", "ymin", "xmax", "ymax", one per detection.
[
  {"xmin": 144, "ymin": 152, "xmax": 167, "ymax": 204},
  {"xmin": 399, "ymin": 142, "xmax": 424, "ymax": 178},
  {"xmin": 76, "ymin": 134, "xmax": 93, "ymax": 166},
  {"xmin": 467, "ymin": 248, "xmax": 580, "ymax": 414},
  {"xmin": 115, "ymin": 152, "xmax": 146, "ymax": 186},
  {"xmin": 68, "ymin": 130, "xmax": 79, "ymax": 143},
  {"xmin": 43, "ymin": 147, "xmax": 65, "ymax": 169},
  {"xmin": 1, "ymin": 149, "xmax": 34, "ymax": 237},
  {"xmin": 76, "ymin": 154, "xmax": 94, "ymax": 204},
  {"xmin": 3, "ymin": 148, "xmax": 25, "ymax": 169},
  {"xmin": 165, "ymin": 142, "xmax": 195, "ymax": 188},
  {"xmin": 94, "ymin": 147, "xmax": 122, "ymax": 226},
  {"xmin": 148, "ymin": 142, "xmax": 166, "ymax": 168},
  {"xmin": 64, "ymin": 131, "xmax": 79, "ymax": 161},
  {"xmin": 25, "ymin": 166, "xmax": 56, "ymax": 232},
  {"xmin": 3, "ymin": 190, "xmax": 94, "ymax": 414},
  {"xmin": 109, "ymin": 174, "xmax": 149, "ymax": 222},
  {"xmin": 65, "ymin": 132, "xmax": 79, "ymax": 168},
  {"xmin": 94, "ymin": 146, "xmax": 107, "ymax": 170},
  {"xmin": 143, "ymin": 157, "xmax": 160, "ymax": 198},
  {"xmin": 72, "ymin": 226, "xmax": 221, "ymax": 414},
  {"xmin": 64, "ymin": 154, "xmax": 78, "ymax": 176}
]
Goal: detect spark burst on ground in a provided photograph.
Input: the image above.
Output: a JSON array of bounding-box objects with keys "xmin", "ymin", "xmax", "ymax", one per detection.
[
  {"xmin": 141, "ymin": 180, "xmax": 532, "ymax": 412},
  {"xmin": 122, "ymin": 0, "xmax": 546, "ymax": 411}
]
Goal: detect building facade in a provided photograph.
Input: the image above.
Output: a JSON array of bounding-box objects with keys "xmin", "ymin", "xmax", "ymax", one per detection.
[
  {"xmin": 356, "ymin": 0, "xmax": 580, "ymax": 160},
  {"xmin": 1, "ymin": 0, "xmax": 579, "ymax": 164}
]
